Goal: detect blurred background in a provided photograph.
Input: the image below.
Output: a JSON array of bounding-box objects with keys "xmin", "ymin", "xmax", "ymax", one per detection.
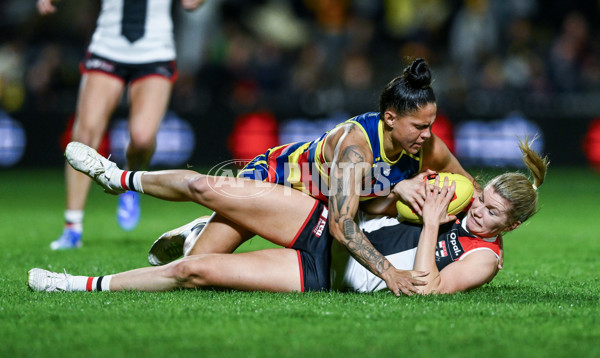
[{"xmin": 1, "ymin": 0, "xmax": 600, "ymax": 170}]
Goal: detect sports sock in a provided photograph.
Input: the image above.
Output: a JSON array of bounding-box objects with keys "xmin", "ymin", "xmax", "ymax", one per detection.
[
  {"xmin": 64, "ymin": 210, "xmax": 83, "ymax": 233},
  {"xmin": 111, "ymin": 170, "xmax": 145, "ymax": 193},
  {"xmin": 70, "ymin": 275, "xmax": 113, "ymax": 292}
]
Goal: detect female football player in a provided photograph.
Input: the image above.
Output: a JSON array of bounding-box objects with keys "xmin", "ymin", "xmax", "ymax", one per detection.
[
  {"xmin": 147, "ymin": 58, "xmax": 478, "ymax": 296},
  {"xmin": 28, "ymin": 138, "xmax": 548, "ymax": 295},
  {"xmin": 37, "ymin": 0, "xmax": 206, "ymax": 249}
]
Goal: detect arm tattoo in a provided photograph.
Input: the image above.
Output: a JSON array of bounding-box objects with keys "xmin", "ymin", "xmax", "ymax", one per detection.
[
  {"xmin": 330, "ymin": 142, "xmax": 391, "ymax": 277},
  {"xmin": 341, "ymin": 218, "xmax": 392, "ymax": 274},
  {"xmin": 342, "ymin": 219, "xmax": 355, "ymax": 236}
]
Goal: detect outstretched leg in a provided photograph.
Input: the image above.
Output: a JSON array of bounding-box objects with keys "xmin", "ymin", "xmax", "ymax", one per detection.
[
  {"xmin": 65, "ymin": 142, "xmax": 317, "ymax": 248},
  {"xmin": 29, "ymin": 248, "xmax": 302, "ymax": 293}
]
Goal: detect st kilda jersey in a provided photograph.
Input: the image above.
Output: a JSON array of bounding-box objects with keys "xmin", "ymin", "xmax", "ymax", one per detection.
[
  {"xmin": 89, "ymin": 0, "xmax": 176, "ymax": 64},
  {"xmin": 331, "ymin": 212, "xmax": 501, "ymax": 292}
]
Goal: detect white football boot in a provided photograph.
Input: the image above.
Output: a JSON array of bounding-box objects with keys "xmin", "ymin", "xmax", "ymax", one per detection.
[
  {"xmin": 28, "ymin": 268, "xmax": 72, "ymax": 292},
  {"xmin": 64, "ymin": 142, "xmax": 125, "ymax": 194},
  {"xmin": 148, "ymin": 215, "xmax": 211, "ymax": 266}
]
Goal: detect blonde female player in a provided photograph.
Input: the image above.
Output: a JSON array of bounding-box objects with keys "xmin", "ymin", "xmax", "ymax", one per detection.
[{"xmin": 28, "ymin": 138, "xmax": 548, "ymax": 295}]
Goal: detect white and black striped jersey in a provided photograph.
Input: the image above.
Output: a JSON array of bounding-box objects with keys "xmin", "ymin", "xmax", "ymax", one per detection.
[{"xmin": 88, "ymin": 0, "xmax": 176, "ymax": 64}]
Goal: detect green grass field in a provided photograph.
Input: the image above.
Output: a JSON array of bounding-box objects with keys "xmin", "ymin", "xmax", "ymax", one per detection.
[{"xmin": 1, "ymin": 167, "xmax": 599, "ymax": 358}]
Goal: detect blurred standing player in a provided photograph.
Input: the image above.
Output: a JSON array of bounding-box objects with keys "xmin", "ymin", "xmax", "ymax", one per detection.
[{"xmin": 37, "ymin": 0, "xmax": 206, "ymax": 249}]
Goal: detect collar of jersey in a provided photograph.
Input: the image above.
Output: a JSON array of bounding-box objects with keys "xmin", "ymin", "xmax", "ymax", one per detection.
[
  {"xmin": 460, "ymin": 216, "xmax": 498, "ymax": 242},
  {"xmin": 378, "ymin": 120, "xmax": 402, "ymax": 165}
]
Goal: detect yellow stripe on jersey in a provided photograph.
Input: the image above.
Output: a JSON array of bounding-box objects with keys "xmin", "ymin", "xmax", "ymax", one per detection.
[
  {"xmin": 403, "ymin": 151, "xmax": 422, "ymax": 162},
  {"xmin": 314, "ymin": 136, "xmax": 328, "ymax": 179},
  {"xmin": 286, "ymin": 142, "xmax": 311, "ymax": 184},
  {"xmin": 378, "ymin": 120, "xmax": 400, "ymax": 165},
  {"xmin": 346, "ymin": 120, "xmax": 373, "ymax": 155},
  {"xmin": 238, "ymin": 159, "xmax": 269, "ymax": 181},
  {"xmin": 314, "ymin": 120, "xmax": 372, "ymax": 188}
]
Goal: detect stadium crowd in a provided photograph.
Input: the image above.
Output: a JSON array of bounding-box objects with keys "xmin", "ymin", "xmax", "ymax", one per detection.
[{"xmin": 0, "ymin": 0, "xmax": 599, "ymax": 166}]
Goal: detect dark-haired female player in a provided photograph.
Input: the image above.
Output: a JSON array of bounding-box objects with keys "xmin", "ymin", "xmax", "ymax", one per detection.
[{"xmin": 150, "ymin": 58, "xmax": 478, "ymax": 296}]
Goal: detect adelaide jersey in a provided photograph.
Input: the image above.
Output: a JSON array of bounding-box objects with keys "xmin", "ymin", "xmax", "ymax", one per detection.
[{"xmin": 238, "ymin": 112, "xmax": 423, "ymax": 203}]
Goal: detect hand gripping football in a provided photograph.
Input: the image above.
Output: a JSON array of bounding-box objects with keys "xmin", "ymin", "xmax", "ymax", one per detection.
[{"xmin": 396, "ymin": 172, "xmax": 474, "ymax": 224}]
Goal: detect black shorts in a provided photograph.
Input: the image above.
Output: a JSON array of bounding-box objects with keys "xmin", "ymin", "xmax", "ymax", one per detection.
[
  {"xmin": 288, "ymin": 201, "xmax": 333, "ymax": 292},
  {"xmin": 80, "ymin": 52, "xmax": 178, "ymax": 84}
]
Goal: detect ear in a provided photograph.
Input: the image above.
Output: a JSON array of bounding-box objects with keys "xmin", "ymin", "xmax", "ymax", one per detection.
[
  {"xmin": 383, "ymin": 110, "xmax": 398, "ymax": 128},
  {"xmin": 504, "ymin": 220, "xmax": 521, "ymax": 233}
]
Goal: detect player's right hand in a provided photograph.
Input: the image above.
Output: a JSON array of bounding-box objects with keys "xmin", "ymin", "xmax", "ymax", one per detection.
[{"xmin": 392, "ymin": 169, "xmax": 436, "ymax": 217}]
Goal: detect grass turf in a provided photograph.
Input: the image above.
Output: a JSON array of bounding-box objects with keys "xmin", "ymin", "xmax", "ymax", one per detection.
[{"xmin": 0, "ymin": 167, "xmax": 599, "ymax": 358}]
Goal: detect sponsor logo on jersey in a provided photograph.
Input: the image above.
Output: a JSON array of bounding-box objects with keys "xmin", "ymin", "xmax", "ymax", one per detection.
[
  {"xmin": 447, "ymin": 229, "xmax": 464, "ymax": 260},
  {"xmin": 435, "ymin": 241, "xmax": 448, "ymax": 261},
  {"xmin": 156, "ymin": 65, "xmax": 172, "ymax": 77},
  {"xmin": 86, "ymin": 58, "xmax": 115, "ymax": 72},
  {"xmin": 312, "ymin": 207, "xmax": 328, "ymax": 237}
]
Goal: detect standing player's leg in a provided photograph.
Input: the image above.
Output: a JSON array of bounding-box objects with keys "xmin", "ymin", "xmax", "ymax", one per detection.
[
  {"xmin": 117, "ymin": 73, "xmax": 173, "ymax": 231},
  {"xmin": 126, "ymin": 75, "xmax": 172, "ymax": 171},
  {"xmin": 51, "ymin": 72, "xmax": 125, "ymax": 250}
]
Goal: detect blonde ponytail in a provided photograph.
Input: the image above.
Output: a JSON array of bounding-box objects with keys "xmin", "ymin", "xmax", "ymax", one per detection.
[
  {"xmin": 487, "ymin": 136, "xmax": 550, "ymax": 224},
  {"xmin": 518, "ymin": 136, "xmax": 549, "ymax": 191}
]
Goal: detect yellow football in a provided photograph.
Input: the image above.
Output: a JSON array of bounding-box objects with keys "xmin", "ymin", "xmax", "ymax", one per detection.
[{"xmin": 396, "ymin": 172, "xmax": 474, "ymax": 224}]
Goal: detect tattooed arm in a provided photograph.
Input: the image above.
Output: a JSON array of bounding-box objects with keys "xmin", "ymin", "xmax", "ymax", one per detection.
[{"xmin": 327, "ymin": 126, "xmax": 427, "ymax": 296}]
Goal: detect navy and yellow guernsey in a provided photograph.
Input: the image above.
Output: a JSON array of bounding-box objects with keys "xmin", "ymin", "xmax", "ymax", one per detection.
[{"xmin": 238, "ymin": 112, "xmax": 423, "ymax": 203}]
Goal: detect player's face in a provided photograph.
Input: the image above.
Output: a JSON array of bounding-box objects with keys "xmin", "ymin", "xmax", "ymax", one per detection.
[
  {"xmin": 388, "ymin": 103, "xmax": 436, "ymax": 155},
  {"xmin": 466, "ymin": 186, "xmax": 514, "ymax": 238}
]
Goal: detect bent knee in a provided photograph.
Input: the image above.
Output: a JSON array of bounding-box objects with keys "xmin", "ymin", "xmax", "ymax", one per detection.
[
  {"xmin": 187, "ymin": 175, "xmax": 216, "ymax": 203},
  {"xmin": 128, "ymin": 133, "xmax": 156, "ymax": 153},
  {"xmin": 170, "ymin": 257, "xmax": 214, "ymax": 288},
  {"xmin": 71, "ymin": 125, "xmax": 106, "ymax": 147}
]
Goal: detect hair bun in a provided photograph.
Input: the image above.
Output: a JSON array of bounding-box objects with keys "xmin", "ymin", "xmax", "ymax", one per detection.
[{"xmin": 404, "ymin": 58, "xmax": 431, "ymax": 89}]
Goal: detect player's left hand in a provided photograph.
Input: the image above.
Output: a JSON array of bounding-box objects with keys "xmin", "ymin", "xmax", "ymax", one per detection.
[{"xmin": 421, "ymin": 175, "xmax": 456, "ymax": 226}]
